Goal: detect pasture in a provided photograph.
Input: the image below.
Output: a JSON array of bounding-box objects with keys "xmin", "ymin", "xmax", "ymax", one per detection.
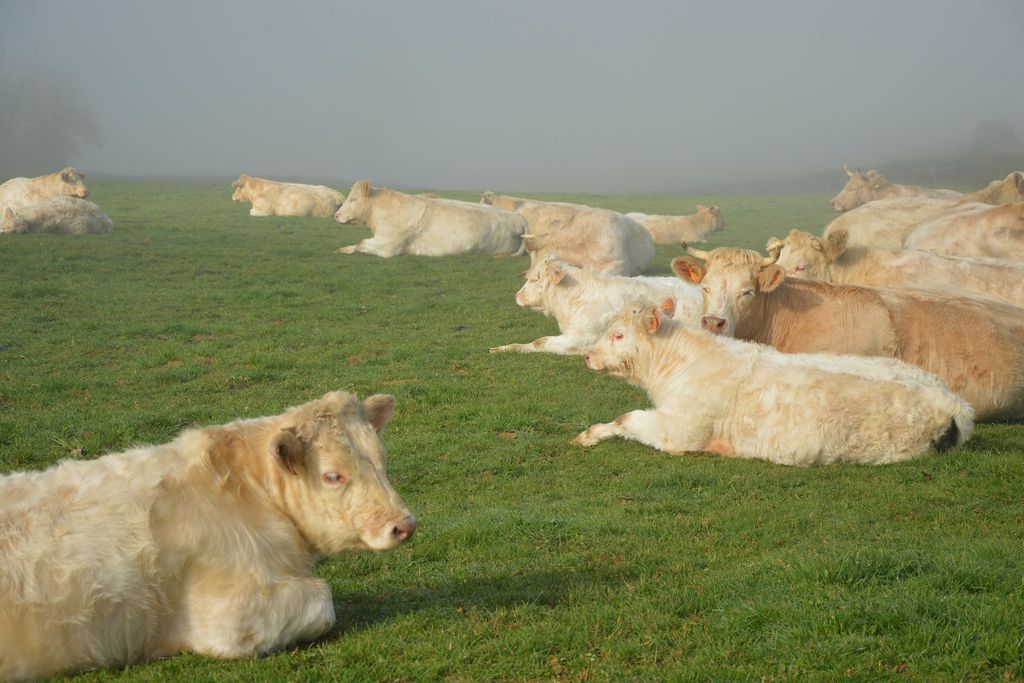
[{"xmin": 2, "ymin": 181, "xmax": 1023, "ymax": 681}]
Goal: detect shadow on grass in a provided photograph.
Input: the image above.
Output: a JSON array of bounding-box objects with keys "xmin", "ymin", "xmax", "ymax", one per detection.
[{"xmin": 326, "ymin": 567, "xmax": 620, "ymax": 639}]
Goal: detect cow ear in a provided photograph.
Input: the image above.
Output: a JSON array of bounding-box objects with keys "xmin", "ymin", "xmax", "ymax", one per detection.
[
  {"xmin": 362, "ymin": 394, "xmax": 395, "ymax": 433},
  {"xmin": 61, "ymin": 168, "xmax": 74, "ymax": 181},
  {"xmin": 548, "ymin": 264, "xmax": 565, "ymax": 284},
  {"xmin": 659, "ymin": 296, "xmax": 676, "ymax": 318},
  {"xmin": 3, "ymin": 207, "xmax": 14, "ymax": 221},
  {"xmin": 355, "ymin": 180, "xmax": 371, "ymax": 195},
  {"xmin": 824, "ymin": 229, "xmax": 848, "ymax": 261},
  {"xmin": 272, "ymin": 428, "xmax": 305, "ymax": 475},
  {"xmin": 671, "ymin": 256, "xmax": 706, "ymax": 284},
  {"xmin": 697, "ymin": 204, "xmax": 707, "ymax": 212},
  {"xmin": 758, "ymin": 264, "xmax": 786, "ymax": 292},
  {"xmin": 642, "ymin": 306, "xmax": 662, "ymax": 334}
]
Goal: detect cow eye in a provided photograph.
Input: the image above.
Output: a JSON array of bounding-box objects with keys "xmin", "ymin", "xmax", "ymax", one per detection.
[
  {"xmin": 701, "ymin": 286, "xmax": 710, "ymax": 294},
  {"xmin": 795, "ymin": 264, "xmax": 807, "ymax": 272},
  {"xmin": 612, "ymin": 332, "xmax": 624, "ymax": 341},
  {"xmin": 741, "ymin": 289, "xmax": 754, "ymax": 297},
  {"xmin": 322, "ymin": 472, "xmax": 347, "ymax": 485}
]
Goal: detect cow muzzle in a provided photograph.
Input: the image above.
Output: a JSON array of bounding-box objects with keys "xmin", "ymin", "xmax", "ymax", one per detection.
[
  {"xmin": 700, "ymin": 315, "xmax": 728, "ymax": 335},
  {"xmin": 391, "ymin": 514, "xmax": 416, "ymax": 543}
]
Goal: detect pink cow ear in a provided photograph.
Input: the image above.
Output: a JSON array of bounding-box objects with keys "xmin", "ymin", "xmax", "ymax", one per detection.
[
  {"xmin": 272, "ymin": 428, "xmax": 306, "ymax": 475},
  {"xmin": 643, "ymin": 307, "xmax": 662, "ymax": 334},
  {"xmin": 758, "ymin": 264, "xmax": 786, "ymax": 292},
  {"xmin": 671, "ymin": 256, "xmax": 706, "ymax": 284},
  {"xmin": 3, "ymin": 207, "xmax": 14, "ymax": 221}
]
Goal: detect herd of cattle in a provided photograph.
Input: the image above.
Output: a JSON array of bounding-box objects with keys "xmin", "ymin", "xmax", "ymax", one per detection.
[{"xmin": 2, "ymin": 165, "xmax": 1024, "ymax": 678}]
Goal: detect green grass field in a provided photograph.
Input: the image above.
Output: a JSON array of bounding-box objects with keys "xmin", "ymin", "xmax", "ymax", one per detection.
[{"xmin": 2, "ymin": 182, "xmax": 1023, "ymax": 681}]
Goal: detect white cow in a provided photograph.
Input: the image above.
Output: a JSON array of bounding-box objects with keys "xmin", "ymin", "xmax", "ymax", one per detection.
[
  {"xmin": 0, "ymin": 167, "xmax": 90, "ymax": 212},
  {"xmin": 829, "ymin": 165, "xmax": 961, "ymax": 211},
  {"xmin": 904, "ymin": 202, "xmax": 1024, "ymax": 260},
  {"xmin": 822, "ymin": 196, "xmax": 967, "ymax": 250},
  {"xmin": 336, "ymin": 181, "xmax": 526, "ymax": 257},
  {"xmin": 479, "ymin": 192, "xmax": 591, "ymax": 236},
  {"xmin": 1, "ymin": 196, "xmax": 113, "ymax": 235},
  {"xmin": 231, "ymin": 175, "xmax": 344, "ymax": 218},
  {"xmin": 522, "ymin": 210, "xmax": 655, "ymax": 276},
  {"xmin": 0, "ymin": 391, "xmax": 415, "ymax": 680},
  {"xmin": 573, "ymin": 305, "xmax": 974, "ymax": 466},
  {"xmin": 490, "ymin": 254, "xmax": 701, "ymax": 355}
]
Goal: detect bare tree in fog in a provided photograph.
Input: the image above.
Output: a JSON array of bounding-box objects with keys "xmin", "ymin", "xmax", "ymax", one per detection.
[{"xmin": 0, "ymin": 65, "xmax": 101, "ymax": 178}]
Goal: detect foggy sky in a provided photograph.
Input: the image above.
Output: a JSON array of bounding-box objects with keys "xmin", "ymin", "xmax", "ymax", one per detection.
[{"xmin": 2, "ymin": 0, "xmax": 1023, "ymax": 192}]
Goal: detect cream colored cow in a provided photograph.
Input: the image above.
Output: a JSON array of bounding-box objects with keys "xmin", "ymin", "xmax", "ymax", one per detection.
[
  {"xmin": 625, "ymin": 205, "xmax": 726, "ymax": 244},
  {"xmin": 904, "ymin": 202, "xmax": 1024, "ymax": 260},
  {"xmin": 829, "ymin": 165, "xmax": 961, "ymax": 211},
  {"xmin": 335, "ymin": 181, "xmax": 526, "ymax": 257},
  {"xmin": 1, "ymin": 196, "xmax": 113, "ymax": 235},
  {"xmin": 479, "ymin": 192, "xmax": 593, "ymax": 236},
  {"xmin": 0, "ymin": 167, "xmax": 89, "ymax": 212},
  {"xmin": 232, "ymin": 175, "xmax": 344, "ymax": 218},
  {"xmin": 490, "ymin": 254, "xmax": 701, "ymax": 354},
  {"xmin": 574, "ymin": 305, "xmax": 973, "ymax": 466},
  {"xmin": 0, "ymin": 391, "xmax": 415, "ymax": 680},
  {"xmin": 768, "ymin": 228, "xmax": 1024, "ymax": 307}
]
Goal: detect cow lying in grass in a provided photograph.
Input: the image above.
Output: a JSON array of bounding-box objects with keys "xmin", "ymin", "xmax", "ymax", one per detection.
[
  {"xmin": 767, "ymin": 228, "xmax": 1024, "ymax": 307},
  {"xmin": 490, "ymin": 254, "xmax": 700, "ymax": 355},
  {"xmin": 1, "ymin": 196, "xmax": 113, "ymax": 235},
  {"xmin": 573, "ymin": 305, "xmax": 974, "ymax": 465},
  {"xmin": 0, "ymin": 167, "xmax": 89, "ymax": 212},
  {"xmin": 829, "ymin": 165, "xmax": 961, "ymax": 211},
  {"xmin": 625, "ymin": 204, "xmax": 726, "ymax": 244},
  {"xmin": 672, "ymin": 245, "xmax": 1024, "ymax": 422},
  {"xmin": 231, "ymin": 174, "xmax": 344, "ymax": 218},
  {"xmin": 0, "ymin": 390, "xmax": 415, "ymax": 680}
]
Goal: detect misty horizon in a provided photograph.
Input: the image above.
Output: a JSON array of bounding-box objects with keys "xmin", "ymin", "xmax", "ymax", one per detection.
[{"xmin": 2, "ymin": 0, "xmax": 1023, "ymax": 193}]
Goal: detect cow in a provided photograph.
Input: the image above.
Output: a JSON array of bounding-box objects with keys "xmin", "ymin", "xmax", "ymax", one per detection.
[
  {"xmin": 904, "ymin": 202, "xmax": 1024, "ymax": 260},
  {"xmin": 521, "ymin": 210, "xmax": 655, "ymax": 276},
  {"xmin": 624, "ymin": 205, "xmax": 726, "ymax": 244},
  {"xmin": 489, "ymin": 254, "xmax": 701, "ymax": 354},
  {"xmin": 231, "ymin": 175, "xmax": 344, "ymax": 218},
  {"xmin": 0, "ymin": 167, "xmax": 89, "ymax": 212},
  {"xmin": 767, "ymin": 228, "xmax": 1024, "ymax": 307},
  {"xmin": 335, "ymin": 181, "xmax": 526, "ymax": 257},
  {"xmin": 671, "ymin": 245, "xmax": 1024, "ymax": 422},
  {"xmin": 962, "ymin": 171, "xmax": 1024, "ymax": 205},
  {"xmin": 1, "ymin": 196, "xmax": 113, "ymax": 235},
  {"xmin": 573, "ymin": 305, "xmax": 973, "ymax": 466},
  {"xmin": 829, "ymin": 165, "xmax": 961, "ymax": 211},
  {"xmin": 0, "ymin": 390, "xmax": 415, "ymax": 680},
  {"xmin": 822, "ymin": 196, "xmax": 967, "ymax": 250},
  {"xmin": 479, "ymin": 192, "xmax": 591, "ymax": 236}
]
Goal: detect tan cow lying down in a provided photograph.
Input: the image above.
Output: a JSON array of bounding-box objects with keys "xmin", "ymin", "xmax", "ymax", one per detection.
[
  {"xmin": 522, "ymin": 211, "xmax": 655, "ymax": 277},
  {"xmin": 335, "ymin": 181, "xmax": 526, "ymax": 257},
  {"xmin": 625, "ymin": 205, "xmax": 726, "ymax": 244},
  {"xmin": 964, "ymin": 171, "xmax": 1024, "ymax": 204},
  {"xmin": 0, "ymin": 167, "xmax": 89, "ymax": 212},
  {"xmin": 1, "ymin": 197, "xmax": 113, "ymax": 235},
  {"xmin": 768, "ymin": 229, "xmax": 1024, "ymax": 307},
  {"xmin": 904, "ymin": 202, "xmax": 1024, "ymax": 260},
  {"xmin": 490, "ymin": 254, "xmax": 701, "ymax": 355},
  {"xmin": 0, "ymin": 391, "xmax": 415, "ymax": 680},
  {"xmin": 231, "ymin": 174, "xmax": 344, "ymax": 218},
  {"xmin": 479, "ymin": 192, "xmax": 593, "ymax": 236},
  {"xmin": 672, "ymin": 246, "xmax": 1024, "ymax": 422},
  {"xmin": 574, "ymin": 306, "xmax": 973, "ymax": 466},
  {"xmin": 829, "ymin": 165, "xmax": 961, "ymax": 211}
]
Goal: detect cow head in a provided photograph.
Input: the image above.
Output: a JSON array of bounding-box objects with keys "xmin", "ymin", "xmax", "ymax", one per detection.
[
  {"xmin": 671, "ymin": 245, "xmax": 784, "ymax": 337},
  {"xmin": 233, "ymin": 390, "xmax": 415, "ymax": 554},
  {"xmin": 584, "ymin": 304, "xmax": 662, "ymax": 379},
  {"xmin": 972, "ymin": 171, "xmax": 1024, "ymax": 204},
  {"xmin": 829, "ymin": 165, "xmax": 886, "ymax": 211},
  {"xmin": 698, "ymin": 204, "xmax": 727, "ymax": 232},
  {"xmin": 335, "ymin": 180, "xmax": 373, "ymax": 224},
  {"xmin": 231, "ymin": 175, "xmax": 251, "ymax": 201},
  {"xmin": 57, "ymin": 167, "xmax": 89, "ymax": 199},
  {"xmin": 766, "ymin": 229, "xmax": 846, "ymax": 281},
  {"xmin": 479, "ymin": 191, "xmax": 495, "ymax": 205},
  {"xmin": 1, "ymin": 207, "xmax": 28, "ymax": 234},
  {"xmin": 515, "ymin": 253, "xmax": 572, "ymax": 310}
]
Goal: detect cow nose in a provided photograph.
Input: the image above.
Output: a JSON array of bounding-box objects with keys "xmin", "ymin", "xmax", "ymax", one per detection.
[
  {"xmin": 584, "ymin": 352, "xmax": 591, "ymax": 366},
  {"xmin": 701, "ymin": 316, "xmax": 727, "ymax": 334},
  {"xmin": 391, "ymin": 515, "xmax": 416, "ymax": 543}
]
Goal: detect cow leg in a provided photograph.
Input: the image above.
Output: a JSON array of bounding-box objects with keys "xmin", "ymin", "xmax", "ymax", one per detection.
[
  {"xmin": 571, "ymin": 409, "xmax": 709, "ymax": 453},
  {"xmin": 490, "ymin": 335, "xmax": 587, "ymax": 354},
  {"xmin": 335, "ymin": 237, "xmax": 406, "ymax": 257},
  {"xmin": 170, "ymin": 576, "xmax": 335, "ymax": 659}
]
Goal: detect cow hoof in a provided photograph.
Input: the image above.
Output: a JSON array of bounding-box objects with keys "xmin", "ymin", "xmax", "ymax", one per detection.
[
  {"xmin": 571, "ymin": 431, "xmax": 597, "ymax": 447},
  {"xmin": 336, "ymin": 246, "xmax": 358, "ymax": 255}
]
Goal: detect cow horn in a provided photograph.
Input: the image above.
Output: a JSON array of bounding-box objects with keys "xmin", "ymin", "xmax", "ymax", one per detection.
[
  {"xmin": 683, "ymin": 243, "xmax": 709, "ymax": 260},
  {"xmin": 844, "ymin": 163, "xmax": 852, "ymax": 176},
  {"xmin": 765, "ymin": 238, "xmax": 783, "ymax": 261},
  {"xmin": 761, "ymin": 249, "xmax": 780, "ymax": 266}
]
